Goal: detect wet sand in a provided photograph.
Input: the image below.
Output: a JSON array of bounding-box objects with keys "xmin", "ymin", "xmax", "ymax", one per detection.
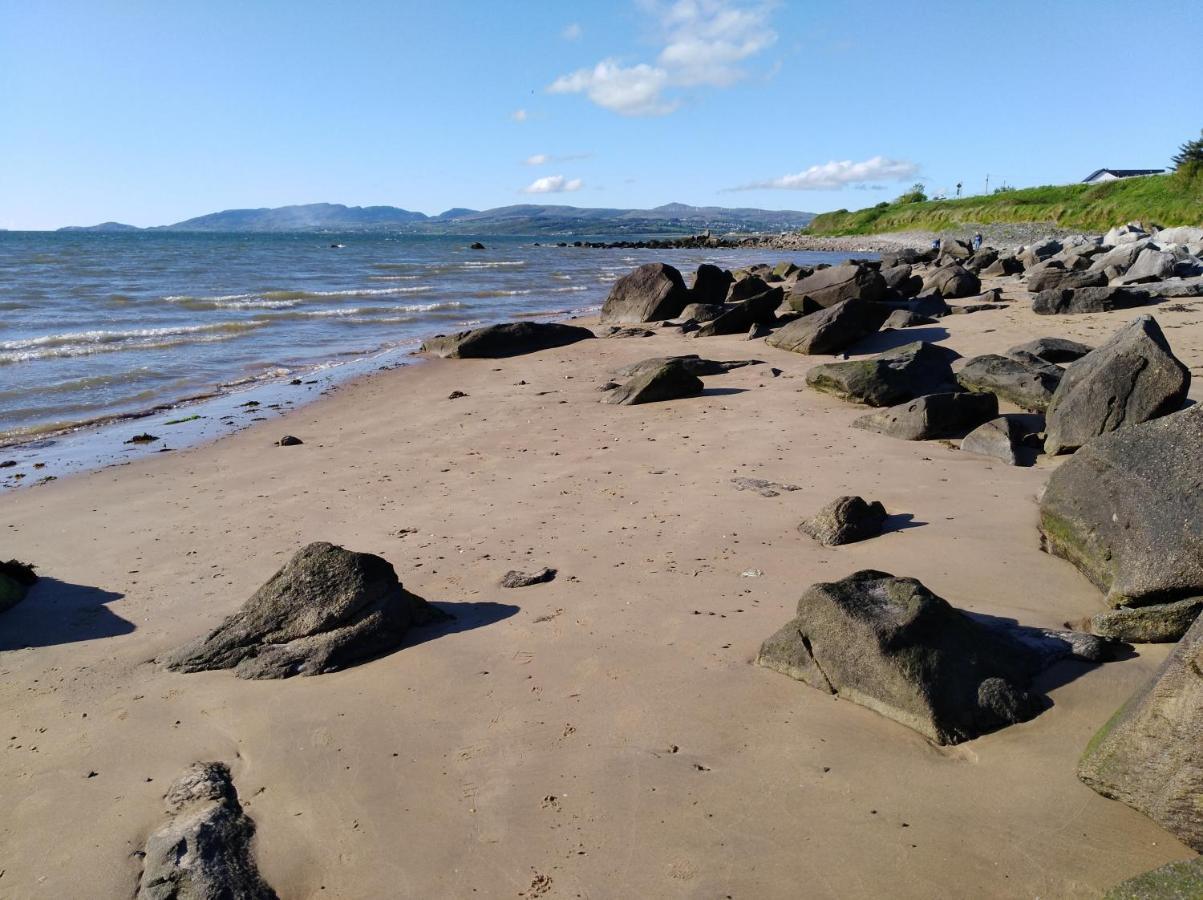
[{"xmin": 2, "ymin": 278, "xmax": 1201, "ymax": 898}]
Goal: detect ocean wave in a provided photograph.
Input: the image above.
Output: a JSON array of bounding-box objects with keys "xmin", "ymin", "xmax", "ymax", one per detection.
[
  {"xmin": 293, "ymin": 301, "xmax": 464, "ymax": 318},
  {"xmin": 473, "ymin": 289, "xmax": 532, "ymax": 297},
  {"xmin": 0, "ymin": 326, "xmax": 262, "ymax": 365},
  {"xmin": 460, "ymin": 260, "xmax": 527, "ymax": 268},
  {"xmin": 1, "ymin": 320, "xmax": 265, "ymax": 352}
]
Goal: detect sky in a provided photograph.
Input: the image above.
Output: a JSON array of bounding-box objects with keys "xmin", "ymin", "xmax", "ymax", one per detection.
[{"xmin": 2, "ymin": 0, "xmax": 1200, "ymax": 230}]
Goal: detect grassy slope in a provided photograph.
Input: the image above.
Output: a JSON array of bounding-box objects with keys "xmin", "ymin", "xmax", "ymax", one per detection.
[{"xmin": 806, "ymin": 170, "xmax": 1203, "ymax": 236}]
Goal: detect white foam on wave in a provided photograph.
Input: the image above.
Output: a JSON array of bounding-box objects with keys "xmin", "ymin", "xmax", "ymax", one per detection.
[
  {"xmin": 460, "ymin": 260, "xmax": 527, "ymax": 268},
  {"xmin": 0, "ymin": 323, "xmax": 264, "ymax": 365}
]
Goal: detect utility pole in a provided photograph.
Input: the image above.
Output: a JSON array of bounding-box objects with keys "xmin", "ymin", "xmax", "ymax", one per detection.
[{"xmin": 985, "ymin": 173, "xmax": 990, "ymax": 194}]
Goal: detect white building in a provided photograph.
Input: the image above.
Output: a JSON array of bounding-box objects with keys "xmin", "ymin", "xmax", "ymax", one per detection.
[{"xmin": 1082, "ymin": 168, "xmax": 1165, "ymax": 184}]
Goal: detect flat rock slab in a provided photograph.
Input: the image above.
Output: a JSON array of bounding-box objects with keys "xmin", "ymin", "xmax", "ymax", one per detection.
[
  {"xmin": 135, "ymin": 762, "xmax": 277, "ymax": 900},
  {"xmin": 765, "ymin": 297, "xmax": 888, "ymax": 355},
  {"xmin": 1041, "ymin": 405, "xmax": 1203, "ymax": 607},
  {"xmin": 731, "ymin": 477, "xmax": 801, "ymax": 498},
  {"xmin": 612, "ymin": 355, "xmax": 761, "ymax": 378},
  {"xmin": 787, "ymin": 262, "xmax": 886, "ymax": 310},
  {"xmin": 799, "ymin": 496, "xmax": 887, "ymax": 546},
  {"xmin": 1078, "ymin": 613, "xmax": 1203, "ymax": 853},
  {"xmin": 501, "ymin": 568, "xmax": 557, "ymax": 588},
  {"xmin": 853, "ymin": 392, "xmax": 998, "ymax": 441},
  {"xmin": 1032, "ymin": 286, "xmax": 1150, "ymax": 315},
  {"xmin": 956, "ymin": 353, "xmax": 1062, "ymax": 412},
  {"xmin": 756, "ymin": 570, "xmax": 1102, "ymax": 744},
  {"xmin": 1006, "ymin": 336, "xmax": 1093, "ymax": 364},
  {"xmin": 1090, "ymin": 598, "xmax": 1203, "ymax": 643},
  {"xmin": 603, "ymin": 359, "xmax": 704, "ymax": 405},
  {"xmin": 165, "ymin": 542, "xmax": 448, "ymax": 679},
  {"xmin": 421, "ymin": 322, "xmax": 595, "ymax": 358},
  {"xmin": 805, "ymin": 341, "xmax": 960, "ymax": 408},
  {"xmin": 1044, "ymin": 315, "xmax": 1190, "ymax": 455}
]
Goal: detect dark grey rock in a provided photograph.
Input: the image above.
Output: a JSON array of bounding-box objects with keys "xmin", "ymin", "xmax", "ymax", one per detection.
[
  {"xmin": 165, "ymin": 542, "xmax": 447, "ymax": 679},
  {"xmin": 981, "ymin": 255, "xmax": 1023, "ymax": 277},
  {"xmin": 501, "ymin": 568, "xmax": 557, "ymax": 588},
  {"xmin": 883, "ymin": 309, "xmax": 936, "ymax": 329},
  {"xmin": 1032, "ymin": 286, "xmax": 1150, "ymax": 315},
  {"xmin": 599, "ymin": 326, "xmax": 657, "ymax": 338},
  {"xmin": 600, "ymin": 263, "xmax": 689, "ymax": 323},
  {"xmin": 135, "ymin": 762, "xmax": 277, "ymax": 900},
  {"xmin": 880, "ymin": 264, "xmax": 922, "ymax": 297},
  {"xmin": 1078, "ymin": 612, "xmax": 1203, "ymax": 852},
  {"xmin": 1006, "ymin": 337, "xmax": 1094, "ymax": 364},
  {"xmin": 964, "ymin": 248, "xmax": 999, "ymax": 274},
  {"xmin": 852, "ymin": 392, "xmax": 999, "ymax": 440},
  {"xmin": 786, "ymin": 263, "xmax": 886, "ymax": 310},
  {"xmin": 1090, "ymin": 598, "xmax": 1203, "ymax": 643},
  {"xmin": 1040, "ymin": 404, "xmax": 1203, "ymax": 607},
  {"xmin": 765, "ymin": 298, "xmax": 888, "ymax": 355},
  {"xmin": 907, "ymin": 294, "xmax": 951, "ymax": 318},
  {"xmin": 923, "ymin": 264, "xmax": 981, "ymax": 299},
  {"xmin": 694, "ymin": 288, "xmax": 783, "ymax": 337},
  {"xmin": 805, "ymin": 342, "xmax": 960, "ymax": 407},
  {"xmin": 755, "ymin": 570, "xmax": 1092, "ymax": 744},
  {"xmin": 0, "ymin": 560, "xmax": 37, "ymax": 615},
  {"xmin": 421, "ymin": 322, "xmax": 594, "ymax": 358},
  {"xmin": 727, "ymin": 275, "xmax": 772, "ymax": 304},
  {"xmin": 799, "ymin": 496, "xmax": 888, "ymax": 546},
  {"xmin": 688, "ymin": 264, "xmax": 734, "ymax": 306},
  {"xmin": 1044, "ymin": 315, "xmax": 1189, "ymax": 454},
  {"xmin": 677, "ymin": 303, "xmax": 725, "ymax": 323},
  {"xmin": 960, "ymin": 417, "xmax": 1026, "ymax": 466},
  {"xmin": 956, "ymin": 353, "xmax": 1062, "ymax": 412},
  {"xmin": 603, "ymin": 358, "xmax": 704, "ymax": 405},
  {"xmin": 276, "ymin": 435, "xmax": 303, "ymax": 446},
  {"xmin": 1115, "ymin": 248, "xmax": 1177, "ymax": 285},
  {"xmin": 612, "ymin": 355, "xmax": 761, "ymax": 379}
]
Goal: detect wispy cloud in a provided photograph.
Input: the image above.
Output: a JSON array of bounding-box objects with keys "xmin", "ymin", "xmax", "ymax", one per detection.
[
  {"xmin": 562, "ymin": 22, "xmax": 583, "ymax": 40},
  {"xmin": 728, "ymin": 156, "xmax": 921, "ymax": 191},
  {"xmin": 511, "ymin": 108, "xmax": 529, "ymax": 122},
  {"xmin": 522, "ymin": 175, "xmax": 584, "ymax": 194},
  {"xmin": 524, "ymin": 152, "xmax": 593, "ymax": 166},
  {"xmin": 547, "ymin": 0, "xmax": 777, "ymax": 116}
]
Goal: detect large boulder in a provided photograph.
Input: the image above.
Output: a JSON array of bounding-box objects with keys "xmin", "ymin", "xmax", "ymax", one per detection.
[
  {"xmin": 1028, "ymin": 265, "xmax": 1107, "ymax": 293},
  {"xmin": 1078, "ymin": 613, "xmax": 1203, "ymax": 852},
  {"xmin": 981, "ymin": 255, "xmax": 1023, "ymax": 277},
  {"xmin": 852, "ymin": 392, "xmax": 998, "ymax": 440},
  {"xmin": 694, "ymin": 288, "xmax": 784, "ymax": 338},
  {"xmin": 1044, "ymin": 315, "xmax": 1189, "ymax": 455},
  {"xmin": 600, "ymin": 263, "xmax": 689, "ymax": 323},
  {"xmin": 765, "ymin": 298, "xmax": 888, "ymax": 355},
  {"xmin": 1089, "ymin": 598, "xmax": 1203, "ymax": 644},
  {"xmin": 799, "ymin": 496, "xmax": 888, "ymax": 546},
  {"xmin": 166, "ymin": 542, "xmax": 446, "ymax": 679},
  {"xmin": 1155, "ymin": 225, "xmax": 1203, "ymax": 246},
  {"xmin": 604, "ymin": 358, "xmax": 704, "ymax": 405},
  {"xmin": 923, "ymin": 264, "xmax": 981, "ymax": 299},
  {"xmin": 956, "ymin": 353, "xmax": 1063, "ymax": 412},
  {"xmin": 964, "ymin": 248, "xmax": 999, "ymax": 274},
  {"xmin": 677, "ymin": 302, "xmax": 725, "ymax": 323},
  {"xmin": 688, "ymin": 264, "xmax": 734, "ymax": 305},
  {"xmin": 1006, "ymin": 336, "xmax": 1093, "ymax": 364},
  {"xmin": 1089, "ymin": 240, "xmax": 1151, "ymax": 275},
  {"xmin": 938, "ymin": 238, "xmax": 973, "ymax": 261},
  {"xmin": 421, "ymin": 322, "xmax": 594, "ymax": 358},
  {"xmin": 1040, "ymin": 404, "xmax": 1203, "ymax": 607},
  {"xmin": 1032, "ymin": 286, "xmax": 1149, "ymax": 315},
  {"xmin": 805, "ymin": 341, "xmax": 960, "ymax": 407},
  {"xmin": 786, "ymin": 263, "xmax": 886, "ymax": 310},
  {"xmin": 757, "ymin": 570, "xmax": 1102, "ymax": 744},
  {"xmin": 880, "ymin": 263, "xmax": 922, "ymax": 297},
  {"xmin": 961, "ymin": 416, "xmax": 1028, "ymax": 466},
  {"xmin": 1114, "ymin": 248, "xmax": 1177, "ymax": 285},
  {"xmin": 727, "ymin": 275, "xmax": 772, "ymax": 303},
  {"xmin": 0, "ymin": 559, "xmax": 37, "ymax": 614},
  {"xmin": 135, "ymin": 762, "xmax": 277, "ymax": 900}
]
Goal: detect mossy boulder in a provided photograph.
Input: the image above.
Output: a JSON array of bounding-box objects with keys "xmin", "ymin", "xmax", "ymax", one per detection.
[
  {"xmin": 956, "ymin": 353, "xmax": 1063, "ymax": 412},
  {"xmin": 1103, "ymin": 856, "xmax": 1203, "ymax": 899}
]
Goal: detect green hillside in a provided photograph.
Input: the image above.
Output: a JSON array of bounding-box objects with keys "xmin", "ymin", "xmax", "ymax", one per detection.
[{"xmin": 806, "ymin": 168, "xmax": 1203, "ymax": 236}]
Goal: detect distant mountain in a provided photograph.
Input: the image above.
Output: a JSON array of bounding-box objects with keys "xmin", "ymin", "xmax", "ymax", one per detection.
[
  {"xmin": 59, "ymin": 201, "xmax": 813, "ymax": 235},
  {"xmin": 57, "ymin": 221, "xmax": 140, "ymax": 232}
]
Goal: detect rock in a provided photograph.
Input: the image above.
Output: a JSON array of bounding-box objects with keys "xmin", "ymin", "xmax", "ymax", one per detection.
[
  {"xmin": 688, "ymin": 264, "xmax": 733, "ymax": 305},
  {"xmin": 612, "ymin": 355, "xmax": 761, "ymax": 378},
  {"xmin": 880, "ymin": 264, "xmax": 922, "ymax": 297},
  {"xmin": 786, "ymin": 263, "xmax": 886, "ymax": 310},
  {"xmin": 1115, "ymin": 249, "xmax": 1177, "ymax": 286},
  {"xmin": 756, "ymin": 570, "xmax": 1087, "ymax": 744},
  {"xmin": 880, "ymin": 248, "xmax": 926, "ymax": 268},
  {"xmin": 772, "ymin": 261, "xmax": 801, "ymax": 280},
  {"xmin": 907, "ymin": 294, "xmax": 951, "ymax": 318},
  {"xmin": 1029, "ymin": 265, "xmax": 1107, "ymax": 293},
  {"xmin": 981, "ymin": 255, "xmax": 1023, "ymax": 277},
  {"xmin": 1040, "ymin": 404, "xmax": 1203, "ymax": 606},
  {"xmin": 1032, "ymin": 286, "xmax": 1150, "ymax": 315},
  {"xmin": 1104, "ymin": 222, "xmax": 1151, "ymax": 246},
  {"xmin": 852, "ymin": 392, "xmax": 999, "ymax": 441},
  {"xmin": 961, "ymin": 417, "xmax": 1027, "ymax": 466},
  {"xmin": 0, "ymin": 560, "xmax": 37, "ymax": 614},
  {"xmin": 1102, "ymin": 856, "xmax": 1203, "ymax": 900},
  {"xmin": 1090, "ymin": 598, "xmax": 1203, "ymax": 643},
  {"xmin": 731, "ymin": 477, "xmax": 801, "ymax": 498},
  {"xmin": 468, "ymin": 241, "xmax": 486, "ymax": 250},
  {"xmin": 603, "ymin": 358, "xmax": 704, "ymax": 405},
  {"xmin": 694, "ymin": 288, "xmax": 784, "ymax": 338},
  {"xmin": 678, "ymin": 302, "xmax": 725, "ymax": 323},
  {"xmin": 1006, "ymin": 336, "xmax": 1093, "ymax": 364},
  {"xmin": 599, "ymin": 326, "xmax": 657, "ymax": 338},
  {"xmin": 1089, "ymin": 240, "xmax": 1151, "ymax": 274},
  {"xmin": 599, "ymin": 263, "xmax": 689, "ymax": 323},
  {"xmin": 799, "ymin": 496, "xmax": 888, "ymax": 546},
  {"xmin": 964, "ymin": 248, "xmax": 999, "ymax": 274},
  {"xmin": 135, "ymin": 762, "xmax": 277, "ymax": 900},
  {"xmin": 1155, "ymin": 225, "xmax": 1203, "ymax": 246},
  {"xmin": 1137, "ymin": 276, "xmax": 1203, "ymax": 299},
  {"xmin": 922, "ymin": 264, "xmax": 981, "ymax": 299},
  {"xmin": 765, "ymin": 298, "xmax": 888, "ymax": 355},
  {"xmin": 956, "ymin": 353, "xmax": 1062, "ymax": 412},
  {"xmin": 1044, "ymin": 315, "xmax": 1189, "ymax": 454},
  {"xmin": 421, "ymin": 322, "xmax": 594, "ymax": 358},
  {"xmin": 125, "ymin": 432, "xmax": 160, "ymax": 444},
  {"xmin": 165, "ymin": 542, "xmax": 447, "ymax": 679},
  {"xmin": 883, "ymin": 309, "xmax": 936, "ymax": 329},
  {"xmin": 805, "ymin": 342, "xmax": 960, "ymax": 407},
  {"xmin": 501, "ymin": 568, "xmax": 557, "ymax": 588},
  {"xmin": 938, "ymin": 238, "xmax": 973, "ymax": 261},
  {"xmin": 1078, "ymin": 612, "xmax": 1203, "ymax": 852},
  {"xmin": 727, "ymin": 275, "xmax": 772, "ymax": 304},
  {"xmin": 276, "ymin": 435, "xmax": 303, "ymax": 445}
]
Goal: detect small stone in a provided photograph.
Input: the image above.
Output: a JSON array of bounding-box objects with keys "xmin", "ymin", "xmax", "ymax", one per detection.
[
  {"xmin": 799, "ymin": 496, "xmax": 888, "ymax": 546},
  {"xmin": 276, "ymin": 435, "xmax": 303, "ymax": 446},
  {"xmin": 501, "ymin": 568, "xmax": 557, "ymax": 589}
]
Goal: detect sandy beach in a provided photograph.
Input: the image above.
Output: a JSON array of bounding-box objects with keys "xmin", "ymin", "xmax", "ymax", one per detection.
[{"xmin": 2, "ymin": 272, "xmax": 1201, "ymax": 898}]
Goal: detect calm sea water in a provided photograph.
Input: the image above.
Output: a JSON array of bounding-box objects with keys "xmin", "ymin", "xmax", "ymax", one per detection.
[{"xmin": 0, "ymin": 231, "xmax": 856, "ymax": 442}]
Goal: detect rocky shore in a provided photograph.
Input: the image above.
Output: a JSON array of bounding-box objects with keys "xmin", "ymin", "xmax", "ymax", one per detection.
[{"xmin": 2, "ymin": 220, "xmax": 1202, "ymax": 898}]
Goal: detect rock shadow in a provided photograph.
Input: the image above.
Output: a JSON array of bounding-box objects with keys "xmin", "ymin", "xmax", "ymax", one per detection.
[
  {"xmin": 700, "ymin": 387, "xmax": 750, "ymax": 397},
  {"xmin": 881, "ymin": 513, "xmax": 926, "ymax": 534},
  {"xmin": 847, "ymin": 326, "xmax": 952, "ymax": 355},
  {"xmin": 0, "ymin": 578, "xmax": 133, "ymax": 651},
  {"xmin": 402, "ymin": 600, "xmax": 520, "ymax": 648}
]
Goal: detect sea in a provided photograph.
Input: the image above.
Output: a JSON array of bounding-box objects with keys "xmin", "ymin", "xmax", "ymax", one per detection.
[{"xmin": 0, "ymin": 231, "xmax": 859, "ymax": 484}]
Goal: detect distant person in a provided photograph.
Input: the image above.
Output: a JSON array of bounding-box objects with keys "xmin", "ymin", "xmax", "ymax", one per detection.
[
  {"xmin": 931, "ymin": 237, "xmax": 942, "ymax": 254},
  {"xmin": 972, "ymin": 232, "xmax": 983, "ymax": 251}
]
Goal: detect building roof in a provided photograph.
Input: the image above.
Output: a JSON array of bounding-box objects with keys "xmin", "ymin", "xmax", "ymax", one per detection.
[{"xmin": 1082, "ymin": 168, "xmax": 1165, "ymax": 182}]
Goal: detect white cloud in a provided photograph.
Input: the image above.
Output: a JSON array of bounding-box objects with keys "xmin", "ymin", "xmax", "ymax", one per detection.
[
  {"xmin": 524, "ymin": 152, "xmax": 592, "ymax": 166},
  {"xmin": 548, "ymin": 59, "xmax": 676, "ymax": 116},
  {"xmin": 522, "ymin": 175, "xmax": 584, "ymax": 194},
  {"xmin": 525, "ymin": 153, "xmax": 551, "ymax": 166},
  {"xmin": 729, "ymin": 156, "xmax": 921, "ymax": 191},
  {"xmin": 562, "ymin": 22, "xmax": 583, "ymax": 40},
  {"xmin": 511, "ymin": 108, "xmax": 529, "ymax": 122},
  {"xmin": 547, "ymin": 0, "xmax": 776, "ymax": 116}
]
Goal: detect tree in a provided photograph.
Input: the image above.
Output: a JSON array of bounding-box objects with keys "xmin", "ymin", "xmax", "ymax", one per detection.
[
  {"xmin": 1172, "ymin": 129, "xmax": 1203, "ymax": 169},
  {"xmin": 896, "ymin": 183, "xmax": 927, "ymax": 204}
]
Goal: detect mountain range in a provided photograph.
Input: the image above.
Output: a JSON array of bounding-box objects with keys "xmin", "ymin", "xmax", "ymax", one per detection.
[{"xmin": 59, "ymin": 202, "xmax": 813, "ymax": 235}]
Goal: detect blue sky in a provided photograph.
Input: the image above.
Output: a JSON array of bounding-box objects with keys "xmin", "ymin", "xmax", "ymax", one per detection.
[{"xmin": 2, "ymin": 0, "xmax": 1198, "ymax": 229}]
